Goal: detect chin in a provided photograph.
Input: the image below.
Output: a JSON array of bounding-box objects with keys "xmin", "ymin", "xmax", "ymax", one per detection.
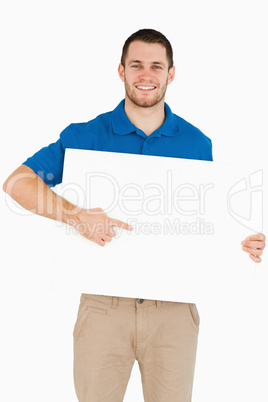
[{"xmin": 129, "ymin": 94, "xmax": 163, "ymax": 108}]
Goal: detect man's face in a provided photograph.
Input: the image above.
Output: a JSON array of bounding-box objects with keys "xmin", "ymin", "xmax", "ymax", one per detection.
[{"xmin": 118, "ymin": 40, "xmax": 175, "ymax": 108}]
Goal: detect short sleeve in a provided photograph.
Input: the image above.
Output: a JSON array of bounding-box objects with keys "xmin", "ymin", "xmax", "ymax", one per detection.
[
  {"xmin": 207, "ymin": 138, "xmax": 213, "ymax": 161},
  {"xmin": 21, "ymin": 125, "xmax": 76, "ymax": 187}
]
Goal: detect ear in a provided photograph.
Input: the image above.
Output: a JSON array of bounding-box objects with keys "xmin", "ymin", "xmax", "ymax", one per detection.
[
  {"xmin": 118, "ymin": 64, "xmax": 125, "ymax": 82},
  {"xmin": 167, "ymin": 66, "xmax": 175, "ymax": 85}
]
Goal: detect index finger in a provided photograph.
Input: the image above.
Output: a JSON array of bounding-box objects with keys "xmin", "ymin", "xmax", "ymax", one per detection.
[
  {"xmin": 110, "ymin": 219, "xmax": 133, "ymax": 231},
  {"xmin": 245, "ymin": 233, "xmax": 266, "ymax": 242}
]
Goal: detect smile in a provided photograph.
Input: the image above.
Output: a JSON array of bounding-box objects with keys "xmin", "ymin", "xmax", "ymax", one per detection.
[{"xmin": 136, "ymin": 85, "xmax": 156, "ymax": 91}]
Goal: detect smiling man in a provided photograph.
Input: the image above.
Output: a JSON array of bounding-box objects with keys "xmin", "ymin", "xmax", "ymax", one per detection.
[
  {"xmin": 3, "ymin": 29, "xmax": 266, "ymax": 402},
  {"xmin": 118, "ymin": 36, "xmax": 175, "ymax": 137},
  {"xmin": 120, "ymin": 40, "xmax": 174, "ymax": 109}
]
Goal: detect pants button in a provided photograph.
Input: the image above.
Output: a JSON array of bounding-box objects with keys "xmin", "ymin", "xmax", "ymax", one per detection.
[{"xmin": 138, "ymin": 299, "xmax": 144, "ymax": 304}]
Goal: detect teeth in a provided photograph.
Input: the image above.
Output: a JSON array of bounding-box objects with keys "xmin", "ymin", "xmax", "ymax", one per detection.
[{"xmin": 136, "ymin": 86, "xmax": 155, "ymax": 90}]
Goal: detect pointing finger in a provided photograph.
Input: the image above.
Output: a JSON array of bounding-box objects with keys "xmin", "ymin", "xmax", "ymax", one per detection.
[{"xmin": 110, "ymin": 219, "xmax": 133, "ymax": 231}]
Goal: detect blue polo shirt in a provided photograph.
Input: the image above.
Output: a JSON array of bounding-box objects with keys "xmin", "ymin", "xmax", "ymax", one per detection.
[{"xmin": 23, "ymin": 99, "xmax": 213, "ymax": 187}]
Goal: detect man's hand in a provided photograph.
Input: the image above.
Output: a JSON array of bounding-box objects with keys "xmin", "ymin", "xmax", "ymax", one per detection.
[
  {"xmin": 68, "ymin": 207, "xmax": 133, "ymax": 247},
  {"xmin": 241, "ymin": 233, "xmax": 266, "ymax": 263}
]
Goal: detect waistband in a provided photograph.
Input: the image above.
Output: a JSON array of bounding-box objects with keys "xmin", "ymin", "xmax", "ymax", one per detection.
[{"xmin": 81, "ymin": 293, "xmax": 162, "ymax": 308}]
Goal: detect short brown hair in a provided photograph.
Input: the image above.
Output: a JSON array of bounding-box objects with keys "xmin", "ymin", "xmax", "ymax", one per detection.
[{"xmin": 121, "ymin": 28, "xmax": 174, "ymax": 70}]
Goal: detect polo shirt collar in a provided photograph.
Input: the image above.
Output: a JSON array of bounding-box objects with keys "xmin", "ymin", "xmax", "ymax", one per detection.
[{"xmin": 112, "ymin": 99, "xmax": 180, "ymax": 137}]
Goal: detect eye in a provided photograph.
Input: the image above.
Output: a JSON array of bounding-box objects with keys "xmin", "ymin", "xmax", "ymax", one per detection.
[
  {"xmin": 132, "ymin": 65, "xmax": 140, "ymax": 68},
  {"xmin": 153, "ymin": 65, "xmax": 162, "ymax": 70}
]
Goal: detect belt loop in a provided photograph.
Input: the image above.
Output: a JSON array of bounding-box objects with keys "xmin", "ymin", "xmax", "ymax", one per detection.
[
  {"xmin": 156, "ymin": 300, "xmax": 162, "ymax": 308},
  {"xmin": 112, "ymin": 297, "xmax": 118, "ymax": 309}
]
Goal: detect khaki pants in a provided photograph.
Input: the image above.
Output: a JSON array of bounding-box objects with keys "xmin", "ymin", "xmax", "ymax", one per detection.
[{"xmin": 73, "ymin": 294, "xmax": 199, "ymax": 402}]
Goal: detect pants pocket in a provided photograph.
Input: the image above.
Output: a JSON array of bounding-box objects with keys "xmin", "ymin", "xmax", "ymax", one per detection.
[
  {"xmin": 86, "ymin": 306, "xmax": 107, "ymax": 315},
  {"xmin": 188, "ymin": 303, "xmax": 200, "ymax": 329},
  {"xmin": 73, "ymin": 302, "xmax": 89, "ymax": 340},
  {"xmin": 73, "ymin": 302, "xmax": 107, "ymax": 340}
]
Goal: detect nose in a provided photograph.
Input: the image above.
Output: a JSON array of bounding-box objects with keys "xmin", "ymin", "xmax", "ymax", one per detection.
[{"xmin": 138, "ymin": 67, "xmax": 153, "ymax": 80}]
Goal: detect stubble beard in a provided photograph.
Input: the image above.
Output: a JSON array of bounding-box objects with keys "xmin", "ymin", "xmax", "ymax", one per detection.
[{"xmin": 124, "ymin": 77, "xmax": 168, "ymax": 109}]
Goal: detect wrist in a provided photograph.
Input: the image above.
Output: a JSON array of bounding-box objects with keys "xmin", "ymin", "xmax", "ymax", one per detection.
[{"xmin": 60, "ymin": 198, "xmax": 83, "ymax": 226}]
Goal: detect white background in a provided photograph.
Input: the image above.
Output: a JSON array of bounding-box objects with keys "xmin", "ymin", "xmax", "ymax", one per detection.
[{"xmin": 1, "ymin": 1, "xmax": 267, "ymax": 401}]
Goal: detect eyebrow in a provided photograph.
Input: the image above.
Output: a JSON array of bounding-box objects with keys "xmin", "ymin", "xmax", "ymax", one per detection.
[{"xmin": 128, "ymin": 59, "xmax": 166, "ymax": 67}]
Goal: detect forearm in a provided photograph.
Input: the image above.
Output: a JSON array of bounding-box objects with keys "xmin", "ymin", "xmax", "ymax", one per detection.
[
  {"xmin": 3, "ymin": 164, "xmax": 132, "ymax": 247},
  {"xmin": 3, "ymin": 165, "xmax": 78, "ymax": 224}
]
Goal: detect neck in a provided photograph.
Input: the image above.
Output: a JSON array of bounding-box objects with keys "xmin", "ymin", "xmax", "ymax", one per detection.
[{"xmin": 124, "ymin": 96, "xmax": 166, "ymax": 136}]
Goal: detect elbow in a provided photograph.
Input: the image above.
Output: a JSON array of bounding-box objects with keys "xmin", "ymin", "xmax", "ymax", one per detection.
[
  {"xmin": 2, "ymin": 177, "xmax": 10, "ymax": 195},
  {"xmin": 2, "ymin": 165, "xmax": 35, "ymax": 197},
  {"xmin": 2, "ymin": 175, "xmax": 15, "ymax": 197}
]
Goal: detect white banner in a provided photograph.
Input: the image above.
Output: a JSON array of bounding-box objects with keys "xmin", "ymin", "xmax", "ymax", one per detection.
[{"xmin": 53, "ymin": 149, "xmax": 264, "ymax": 306}]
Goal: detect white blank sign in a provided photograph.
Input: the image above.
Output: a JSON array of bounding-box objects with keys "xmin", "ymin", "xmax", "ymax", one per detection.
[{"xmin": 53, "ymin": 149, "xmax": 263, "ymax": 306}]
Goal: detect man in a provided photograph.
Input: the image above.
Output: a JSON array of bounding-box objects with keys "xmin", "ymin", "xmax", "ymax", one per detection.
[{"xmin": 3, "ymin": 29, "xmax": 266, "ymax": 401}]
